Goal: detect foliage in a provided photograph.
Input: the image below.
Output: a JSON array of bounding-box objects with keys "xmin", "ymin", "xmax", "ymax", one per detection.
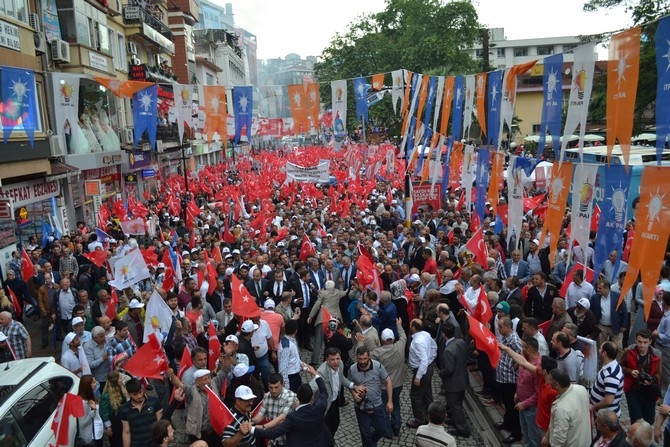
[{"xmin": 313, "ymin": 0, "xmax": 484, "ymax": 137}]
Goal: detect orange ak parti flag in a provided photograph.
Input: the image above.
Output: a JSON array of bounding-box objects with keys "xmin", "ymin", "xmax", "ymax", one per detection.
[
  {"xmin": 617, "ymin": 167, "xmax": 670, "ymax": 319},
  {"xmin": 371, "ymin": 73, "xmax": 385, "ymax": 91},
  {"xmin": 439, "ymin": 76, "xmax": 455, "ymax": 136},
  {"xmin": 539, "ymin": 161, "xmax": 574, "ymax": 267},
  {"xmin": 203, "ymin": 86, "xmax": 227, "ymax": 144},
  {"xmin": 487, "ymin": 152, "xmax": 504, "ymax": 215},
  {"xmin": 606, "ymin": 27, "xmax": 641, "ymax": 167},
  {"xmin": 448, "ymin": 141, "xmax": 464, "ymax": 191},
  {"xmin": 287, "ymin": 84, "xmax": 309, "ymax": 134},
  {"xmin": 306, "ymin": 83, "xmax": 320, "ymax": 130},
  {"xmin": 475, "ymin": 72, "xmax": 487, "ymax": 138},
  {"xmin": 93, "ymin": 78, "xmax": 152, "ymax": 98}
]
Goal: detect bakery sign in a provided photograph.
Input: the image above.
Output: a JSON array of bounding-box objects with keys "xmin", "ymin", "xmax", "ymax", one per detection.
[{"xmin": 0, "ymin": 178, "xmax": 60, "ymax": 208}]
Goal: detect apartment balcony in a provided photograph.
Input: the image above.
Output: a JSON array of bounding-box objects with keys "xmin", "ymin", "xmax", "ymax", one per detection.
[
  {"xmin": 123, "ymin": 4, "xmax": 175, "ymax": 54},
  {"xmin": 169, "ymin": 0, "xmax": 199, "ymax": 25}
]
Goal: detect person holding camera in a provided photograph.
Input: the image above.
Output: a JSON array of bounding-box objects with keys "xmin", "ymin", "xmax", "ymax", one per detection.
[{"xmin": 621, "ymin": 328, "xmax": 661, "ymax": 425}]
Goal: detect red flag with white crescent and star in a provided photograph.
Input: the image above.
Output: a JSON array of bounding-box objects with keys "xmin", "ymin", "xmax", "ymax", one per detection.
[
  {"xmin": 208, "ymin": 321, "xmax": 221, "ymax": 370},
  {"xmin": 123, "ymin": 332, "xmax": 169, "ymax": 380},
  {"xmin": 464, "ymin": 227, "xmax": 488, "ymax": 269},
  {"xmin": 466, "ymin": 312, "xmax": 500, "ymax": 368},
  {"xmin": 230, "ymin": 275, "xmax": 261, "ymax": 318},
  {"xmin": 50, "ymin": 393, "xmax": 85, "ymax": 447},
  {"xmin": 20, "ymin": 247, "xmax": 34, "ymax": 281}
]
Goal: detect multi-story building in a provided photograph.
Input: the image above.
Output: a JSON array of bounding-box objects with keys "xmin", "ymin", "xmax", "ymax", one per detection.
[{"xmin": 257, "ymin": 54, "xmax": 316, "ymax": 118}]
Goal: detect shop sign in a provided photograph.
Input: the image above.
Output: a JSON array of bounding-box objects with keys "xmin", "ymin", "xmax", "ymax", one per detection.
[
  {"xmin": 0, "ymin": 178, "xmax": 60, "ymax": 208},
  {"xmin": 84, "ymin": 180, "xmax": 102, "ymax": 196},
  {"xmin": 88, "ymin": 52, "xmax": 109, "ymax": 72},
  {"xmin": 0, "ymin": 20, "xmax": 21, "ymax": 52},
  {"xmin": 129, "ymin": 151, "xmax": 151, "ymax": 170},
  {"xmin": 0, "ymin": 199, "xmax": 11, "ymax": 219},
  {"xmin": 102, "ymin": 154, "xmax": 123, "ymax": 164},
  {"xmin": 142, "ymin": 169, "xmax": 156, "ymax": 178}
]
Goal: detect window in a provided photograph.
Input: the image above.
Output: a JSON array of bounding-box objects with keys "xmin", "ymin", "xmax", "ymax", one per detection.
[
  {"xmin": 97, "ymin": 23, "xmax": 110, "ymax": 54},
  {"xmin": 0, "ymin": 0, "xmax": 28, "ymax": 23},
  {"xmin": 206, "ymin": 73, "xmax": 214, "ymax": 85},
  {"xmin": 0, "ymin": 410, "xmax": 24, "ymax": 446},
  {"xmin": 537, "ymin": 46, "xmax": 553, "ymax": 56},
  {"xmin": 532, "ymin": 124, "xmax": 542, "ymax": 134},
  {"xmin": 115, "ymin": 33, "xmax": 127, "ymax": 71},
  {"xmin": 13, "ymin": 383, "xmax": 56, "ymax": 442},
  {"xmin": 496, "ymin": 48, "xmax": 505, "ymax": 58},
  {"xmin": 475, "ymin": 49, "xmax": 484, "ymax": 59},
  {"xmin": 514, "ymin": 47, "xmax": 528, "ymax": 57},
  {"xmin": 563, "ymin": 44, "xmax": 577, "ymax": 53}
]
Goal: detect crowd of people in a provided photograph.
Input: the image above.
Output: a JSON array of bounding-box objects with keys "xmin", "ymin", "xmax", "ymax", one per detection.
[{"xmin": 1, "ymin": 164, "xmax": 669, "ymax": 447}]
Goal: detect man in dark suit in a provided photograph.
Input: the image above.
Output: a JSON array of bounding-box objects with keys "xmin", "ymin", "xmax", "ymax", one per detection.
[
  {"xmin": 264, "ymin": 270, "xmax": 289, "ymax": 304},
  {"xmin": 245, "ymin": 269, "xmax": 269, "ymax": 307},
  {"xmin": 292, "ymin": 269, "xmax": 316, "ymax": 350},
  {"xmin": 253, "ymin": 363, "xmax": 334, "ymax": 447},
  {"xmin": 322, "ymin": 259, "xmax": 341, "ymax": 286},
  {"xmin": 524, "ymin": 272, "xmax": 559, "ymax": 323},
  {"xmin": 438, "ymin": 321, "xmax": 471, "ymax": 438},
  {"xmin": 504, "ymin": 250, "xmax": 531, "ymax": 282},
  {"xmin": 339, "ymin": 256, "xmax": 356, "ymax": 291},
  {"xmin": 308, "ymin": 258, "xmax": 326, "ymax": 290},
  {"xmin": 590, "ymin": 278, "xmax": 627, "ymax": 353}
]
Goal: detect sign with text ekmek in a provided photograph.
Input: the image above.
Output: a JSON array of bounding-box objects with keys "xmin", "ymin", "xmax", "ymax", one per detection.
[
  {"xmin": 285, "ymin": 161, "xmax": 330, "ymax": 184},
  {"xmin": 411, "ymin": 183, "xmax": 442, "ymax": 216}
]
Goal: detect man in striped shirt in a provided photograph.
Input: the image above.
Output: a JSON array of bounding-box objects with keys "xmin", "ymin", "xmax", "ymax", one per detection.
[{"xmin": 589, "ymin": 341, "xmax": 624, "ymax": 416}]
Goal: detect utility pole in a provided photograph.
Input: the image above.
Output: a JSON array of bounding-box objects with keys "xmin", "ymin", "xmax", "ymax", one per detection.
[{"xmin": 482, "ymin": 28, "xmax": 490, "ymax": 73}]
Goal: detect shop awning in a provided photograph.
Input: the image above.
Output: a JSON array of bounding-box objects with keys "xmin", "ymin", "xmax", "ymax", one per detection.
[{"xmin": 47, "ymin": 161, "xmax": 79, "ymax": 180}]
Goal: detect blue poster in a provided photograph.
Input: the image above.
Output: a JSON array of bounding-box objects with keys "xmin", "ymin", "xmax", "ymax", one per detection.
[
  {"xmin": 423, "ymin": 76, "xmax": 438, "ymax": 128},
  {"xmin": 451, "ymin": 75, "xmax": 464, "ymax": 140},
  {"xmin": 415, "ymin": 126, "xmax": 433, "ymax": 175},
  {"xmin": 441, "ymin": 137, "xmax": 454, "ymax": 197},
  {"xmin": 486, "ymin": 70, "xmax": 503, "ymax": 148},
  {"xmin": 406, "ymin": 116, "xmax": 417, "ymax": 163},
  {"xmin": 1, "ymin": 67, "xmax": 38, "ymax": 146},
  {"xmin": 233, "ymin": 86, "xmax": 253, "ymax": 143},
  {"xmin": 593, "ymin": 165, "xmax": 632, "ymax": 282},
  {"xmin": 353, "ymin": 77, "xmax": 369, "ymax": 123},
  {"xmin": 538, "ymin": 54, "xmax": 563, "ymax": 160},
  {"xmin": 475, "ymin": 149, "xmax": 490, "ymax": 220},
  {"xmin": 656, "ymin": 17, "xmax": 670, "ymax": 164},
  {"xmin": 132, "ymin": 84, "xmax": 158, "ymax": 149}
]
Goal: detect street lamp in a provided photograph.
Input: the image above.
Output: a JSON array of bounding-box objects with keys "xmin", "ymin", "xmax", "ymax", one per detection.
[{"xmin": 179, "ymin": 140, "xmax": 191, "ymax": 220}]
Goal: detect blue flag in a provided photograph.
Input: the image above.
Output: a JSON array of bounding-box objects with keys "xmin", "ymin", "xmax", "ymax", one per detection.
[
  {"xmin": 415, "ymin": 127, "xmax": 433, "ymax": 175},
  {"xmin": 538, "ymin": 54, "xmax": 564, "ymax": 160},
  {"xmin": 132, "ymin": 85, "xmax": 158, "ymax": 149},
  {"xmin": 593, "ymin": 165, "xmax": 632, "ymax": 282},
  {"xmin": 513, "ymin": 155, "xmax": 538, "ymax": 177},
  {"xmin": 475, "ymin": 149, "xmax": 490, "ymax": 221},
  {"xmin": 451, "ymin": 76, "xmax": 465, "ymax": 140},
  {"xmin": 233, "ymin": 86, "xmax": 253, "ymax": 143},
  {"xmin": 95, "ymin": 228, "xmax": 110, "ymax": 245},
  {"xmin": 406, "ymin": 116, "xmax": 417, "ymax": 164},
  {"xmin": 1, "ymin": 66, "xmax": 38, "ymax": 146},
  {"xmin": 487, "ymin": 70, "xmax": 503, "ymax": 147},
  {"xmin": 41, "ymin": 220, "xmax": 53, "ymax": 248},
  {"xmin": 424, "ymin": 76, "xmax": 438, "ymax": 128},
  {"xmin": 493, "ymin": 214, "xmax": 504, "ymax": 235},
  {"xmin": 656, "ymin": 17, "xmax": 670, "ymax": 164},
  {"xmin": 353, "ymin": 77, "xmax": 369, "ymax": 123}
]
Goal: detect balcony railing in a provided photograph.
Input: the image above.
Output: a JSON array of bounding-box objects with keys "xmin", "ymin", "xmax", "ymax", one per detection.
[{"xmin": 123, "ymin": 5, "xmax": 174, "ymax": 41}]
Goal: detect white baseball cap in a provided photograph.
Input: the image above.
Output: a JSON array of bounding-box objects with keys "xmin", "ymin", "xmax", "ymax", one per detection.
[
  {"xmin": 71, "ymin": 316, "xmax": 84, "ymax": 326},
  {"xmin": 380, "ymin": 328, "xmax": 395, "ymax": 341},
  {"xmin": 233, "ymin": 363, "xmax": 255, "ymax": 378},
  {"xmin": 577, "ymin": 297, "xmax": 591, "ymax": 309},
  {"xmin": 234, "ymin": 384, "xmax": 256, "ymax": 400},
  {"xmin": 64, "ymin": 332, "xmax": 78, "ymax": 345},
  {"xmin": 193, "ymin": 369, "xmax": 210, "ymax": 379},
  {"xmin": 129, "ymin": 299, "xmax": 144, "ymax": 309},
  {"xmin": 241, "ymin": 320, "xmax": 259, "ymax": 333},
  {"xmin": 225, "ymin": 335, "xmax": 239, "ymax": 344},
  {"xmin": 0, "ymin": 333, "xmax": 7, "ymax": 342},
  {"xmin": 264, "ymin": 299, "xmax": 275, "ymax": 309}
]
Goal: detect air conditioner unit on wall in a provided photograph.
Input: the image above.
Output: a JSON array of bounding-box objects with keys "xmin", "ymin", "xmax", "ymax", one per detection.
[
  {"xmin": 49, "ymin": 134, "xmax": 66, "ymax": 157},
  {"xmin": 28, "ymin": 13, "xmax": 41, "ymax": 32},
  {"xmin": 127, "ymin": 42, "xmax": 139, "ymax": 55},
  {"xmin": 51, "ymin": 39, "xmax": 70, "ymax": 63},
  {"xmin": 34, "ymin": 32, "xmax": 46, "ymax": 54},
  {"xmin": 120, "ymin": 128, "xmax": 134, "ymax": 144}
]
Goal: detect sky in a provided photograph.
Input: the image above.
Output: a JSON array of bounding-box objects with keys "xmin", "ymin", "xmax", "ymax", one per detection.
[{"xmin": 226, "ymin": 0, "xmax": 633, "ymax": 61}]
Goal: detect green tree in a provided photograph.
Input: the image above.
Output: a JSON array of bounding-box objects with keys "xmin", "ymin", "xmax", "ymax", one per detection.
[
  {"xmin": 314, "ymin": 0, "xmax": 484, "ymax": 137},
  {"xmin": 583, "ymin": 0, "xmax": 670, "ymax": 134}
]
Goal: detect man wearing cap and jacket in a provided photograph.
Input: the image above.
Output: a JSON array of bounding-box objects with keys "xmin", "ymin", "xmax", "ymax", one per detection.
[
  {"xmin": 122, "ymin": 298, "xmax": 145, "ymax": 347},
  {"xmin": 372, "ymin": 319, "xmax": 406, "ymax": 436}
]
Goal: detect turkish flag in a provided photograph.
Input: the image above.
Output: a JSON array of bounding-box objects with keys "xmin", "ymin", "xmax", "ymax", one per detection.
[
  {"xmin": 252, "ymin": 400, "xmax": 263, "ymax": 419},
  {"xmin": 230, "ymin": 275, "xmax": 261, "ymax": 318},
  {"xmin": 356, "ymin": 244, "xmax": 382, "ymax": 296},
  {"xmin": 321, "ymin": 307, "xmax": 332, "ymax": 335},
  {"xmin": 208, "ymin": 322, "xmax": 221, "ymax": 370},
  {"xmin": 273, "ymin": 227, "xmax": 289, "ymax": 243},
  {"xmin": 8, "ymin": 287, "xmax": 21, "ymax": 317},
  {"xmin": 123, "ymin": 333, "xmax": 169, "ymax": 380},
  {"xmin": 128, "ymin": 197, "xmax": 149, "ymax": 218},
  {"xmin": 140, "ymin": 248, "xmax": 159, "ymax": 267},
  {"xmin": 178, "ymin": 346, "xmax": 193, "ymax": 380},
  {"xmin": 83, "ymin": 249, "xmax": 107, "ymax": 268},
  {"xmin": 206, "ymin": 385, "xmax": 234, "ymax": 435},
  {"xmin": 203, "ymin": 251, "xmax": 218, "ymax": 295},
  {"xmin": 186, "ymin": 199, "xmax": 201, "ymax": 230},
  {"xmin": 212, "ymin": 245, "xmax": 224, "ymax": 264},
  {"xmin": 223, "ymin": 225, "xmax": 236, "ymax": 244},
  {"xmin": 496, "ymin": 204, "xmax": 509, "ymax": 226},
  {"xmin": 20, "ymin": 248, "xmax": 34, "ymax": 281},
  {"xmin": 473, "ymin": 286, "xmax": 493, "ymax": 324},
  {"xmin": 559, "ymin": 263, "xmax": 595, "ymax": 298},
  {"xmin": 523, "ymin": 193, "xmax": 546, "ymax": 213},
  {"xmin": 106, "ymin": 288, "xmax": 119, "ymax": 320},
  {"xmin": 112, "ymin": 199, "xmax": 129, "ymax": 221},
  {"xmin": 590, "ymin": 203, "xmax": 601, "ymax": 232},
  {"xmin": 622, "ymin": 227, "xmax": 634, "ymax": 262},
  {"xmin": 538, "ymin": 319, "xmax": 551, "ymax": 336},
  {"xmin": 162, "ymin": 266, "xmax": 175, "ymax": 293},
  {"xmin": 464, "ymin": 227, "xmax": 488, "ymax": 269},
  {"xmin": 466, "ymin": 313, "xmax": 500, "ymax": 368},
  {"xmin": 50, "ymin": 393, "xmax": 85, "ymax": 447},
  {"xmin": 189, "ymin": 228, "xmax": 196, "ymax": 251},
  {"xmin": 298, "ymin": 234, "xmax": 315, "ymax": 262}
]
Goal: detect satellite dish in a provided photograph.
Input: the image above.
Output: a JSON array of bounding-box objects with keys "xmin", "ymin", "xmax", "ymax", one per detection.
[{"xmin": 564, "ymin": 68, "xmax": 571, "ymax": 76}]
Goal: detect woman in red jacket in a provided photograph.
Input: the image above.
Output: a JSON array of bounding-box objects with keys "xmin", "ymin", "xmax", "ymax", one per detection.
[{"xmin": 621, "ymin": 328, "xmax": 661, "ymax": 425}]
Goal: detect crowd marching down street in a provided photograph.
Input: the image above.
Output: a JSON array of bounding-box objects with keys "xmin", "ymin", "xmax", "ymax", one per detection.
[{"xmin": 2, "ymin": 142, "xmax": 669, "ymax": 447}]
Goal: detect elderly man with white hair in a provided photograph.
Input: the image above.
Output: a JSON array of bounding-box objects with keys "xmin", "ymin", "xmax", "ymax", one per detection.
[{"xmin": 308, "ymin": 279, "xmax": 347, "ymax": 364}]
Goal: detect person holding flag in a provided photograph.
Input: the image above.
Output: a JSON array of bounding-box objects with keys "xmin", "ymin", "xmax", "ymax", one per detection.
[
  {"xmin": 251, "ymin": 372, "xmax": 298, "ymax": 447},
  {"xmin": 222, "ymin": 385, "xmax": 257, "ymax": 447}
]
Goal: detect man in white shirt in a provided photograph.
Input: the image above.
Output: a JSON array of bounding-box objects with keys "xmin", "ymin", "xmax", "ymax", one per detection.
[
  {"xmin": 406, "ymin": 319, "xmax": 437, "ymax": 428},
  {"xmin": 249, "ymin": 315, "xmax": 276, "ymax": 389},
  {"xmin": 565, "ymin": 269, "xmax": 595, "ymax": 309},
  {"xmin": 61, "ymin": 332, "xmax": 87, "ymax": 377},
  {"xmin": 277, "ymin": 320, "xmax": 302, "ymax": 392}
]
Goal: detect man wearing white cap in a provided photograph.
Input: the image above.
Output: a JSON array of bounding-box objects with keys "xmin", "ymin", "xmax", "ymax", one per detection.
[
  {"xmin": 61, "ymin": 332, "xmax": 89, "ymax": 377},
  {"xmin": 61, "ymin": 316, "xmax": 92, "ymax": 354},
  {"xmin": 181, "ymin": 367, "xmax": 228, "ymax": 446},
  {"xmin": 261, "ymin": 299, "xmax": 284, "ymax": 352},
  {"xmin": 221, "ymin": 385, "xmax": 257, "ymax": 447},
  {"xmin": 121, "ymin": 298, "xmax": 145, "ymax": 347},
  {"xmin": 372, "ymin": 319, "xmax": 407, "ymax": 436}
]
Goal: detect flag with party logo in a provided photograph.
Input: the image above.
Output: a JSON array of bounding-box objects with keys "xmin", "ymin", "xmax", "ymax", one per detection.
[
  {"xmin": 507, "ymin": 155, "xmax": 525, "ymax": 247},
  {"xmin": 424, "ymin": 76, "xmax": 438, "ymax": 132},
  {"xmin": 617, "ymin": 167, "xmax": 670, "ymax": 319},
  {"xmin": 538, "ymin": 54, "xmax": 563, "ymax": 160},
  {"xmin": 401, "ymin": 74, "xmax": 421, "ymax": 155},
  {"xmin": 432, "ymin": 76, "xmax": 445, "ymax": 131},
  {"xmin": 539, "ymin": 161, "xmax": 574, "ymax": 266},
  {"xmin": 109, "ymin": 249, "xmax": 151, "ymax": 290},
  {"xmin": 143, "ymin": 289, "xmax": 173, "ymax": 343},
  {"xmin": 391, "ymin": 69, "xmax": 404, "ymax": 114},
  {"xmin": 474, "ymin": 149, "xmax": 490, "ymax": 221},
  {"xmin": 463, "ymin": 75, "xmax": 475, "ymax": 137},
  {"xmin": 593, "ymin": 165, "xmax": 632, "ymax": 282},
  {"xmin": 233, "ymin": 86, "xmax": 252, "ymax": 142},
  {"xmin": 2, "ymin": 66, "xmax": 39, "ymax": 146},
  {"xmin": 606, "ymin": 27, "xmax": 641, "ymax": 166},
  {"xmin": 414, "ymin": 76, "xmax": 430, "ymax": 138},
  {"xmin": 656, "ymin": 17, "xmax": 670, "ymax": 164},
  {"xmin": 52, "ymin": 73, "xmax": 80, "ymax": 142},
  {"xmin": 353, "ymin": 76, "xmax": 369, "ymax": 123},
  {"xmin": 461, "ymin": 144, "xmax": 476, "ymax": 210},
  {"xmin": 330, "ymin": 80, "xmax": 347, "ymax": 133},
  {"xmin": 172, "ymin": 83, "xmax": 193, "ymax": 144},
  {"xmin": 569, "ymin": 163, "xmax": 599, "ymax": 253},
  {"xmin": 441, "ymin": 137, "xmax": 454, "ymax": 196},
  {"xmin": 560, "ymin": 43, "xmax": 596, "ymax": 163},
  {"xmin": 486, "ymin": 70, "xmax": 503, "ymax": 148},
  {"xmin": 448, "ymin": 140, "xmax": 464, "ymax": 191},
  {"xmin": 439, "ymin": 76, "xmax": 455, "ymax": 136},
  {"xmin": 94, "ymin": 78, "xmax": 152, "ymax": 98},
  {"xmin": 487, "ymin": 151, "xmax": 504, "ymax": 215},
  {"xmin": 132, "ymin": 84, "xmax": 158, "ymax": 148},
  {"xmin": 451, "ymin": 76, "xmax": 465, "ymax": 140},
  {"xmin": 476, "ymin": 72, "xmax": 487, "ymax": 139},
  {"xmin": 306, "ymin": 83, "xmax": 320, "ymax": 130}
]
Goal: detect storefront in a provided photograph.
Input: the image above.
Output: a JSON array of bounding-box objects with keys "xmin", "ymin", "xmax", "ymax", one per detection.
[{"xmin": 122, "ymin": 149, "xmax": 159, "ymax": 199}]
